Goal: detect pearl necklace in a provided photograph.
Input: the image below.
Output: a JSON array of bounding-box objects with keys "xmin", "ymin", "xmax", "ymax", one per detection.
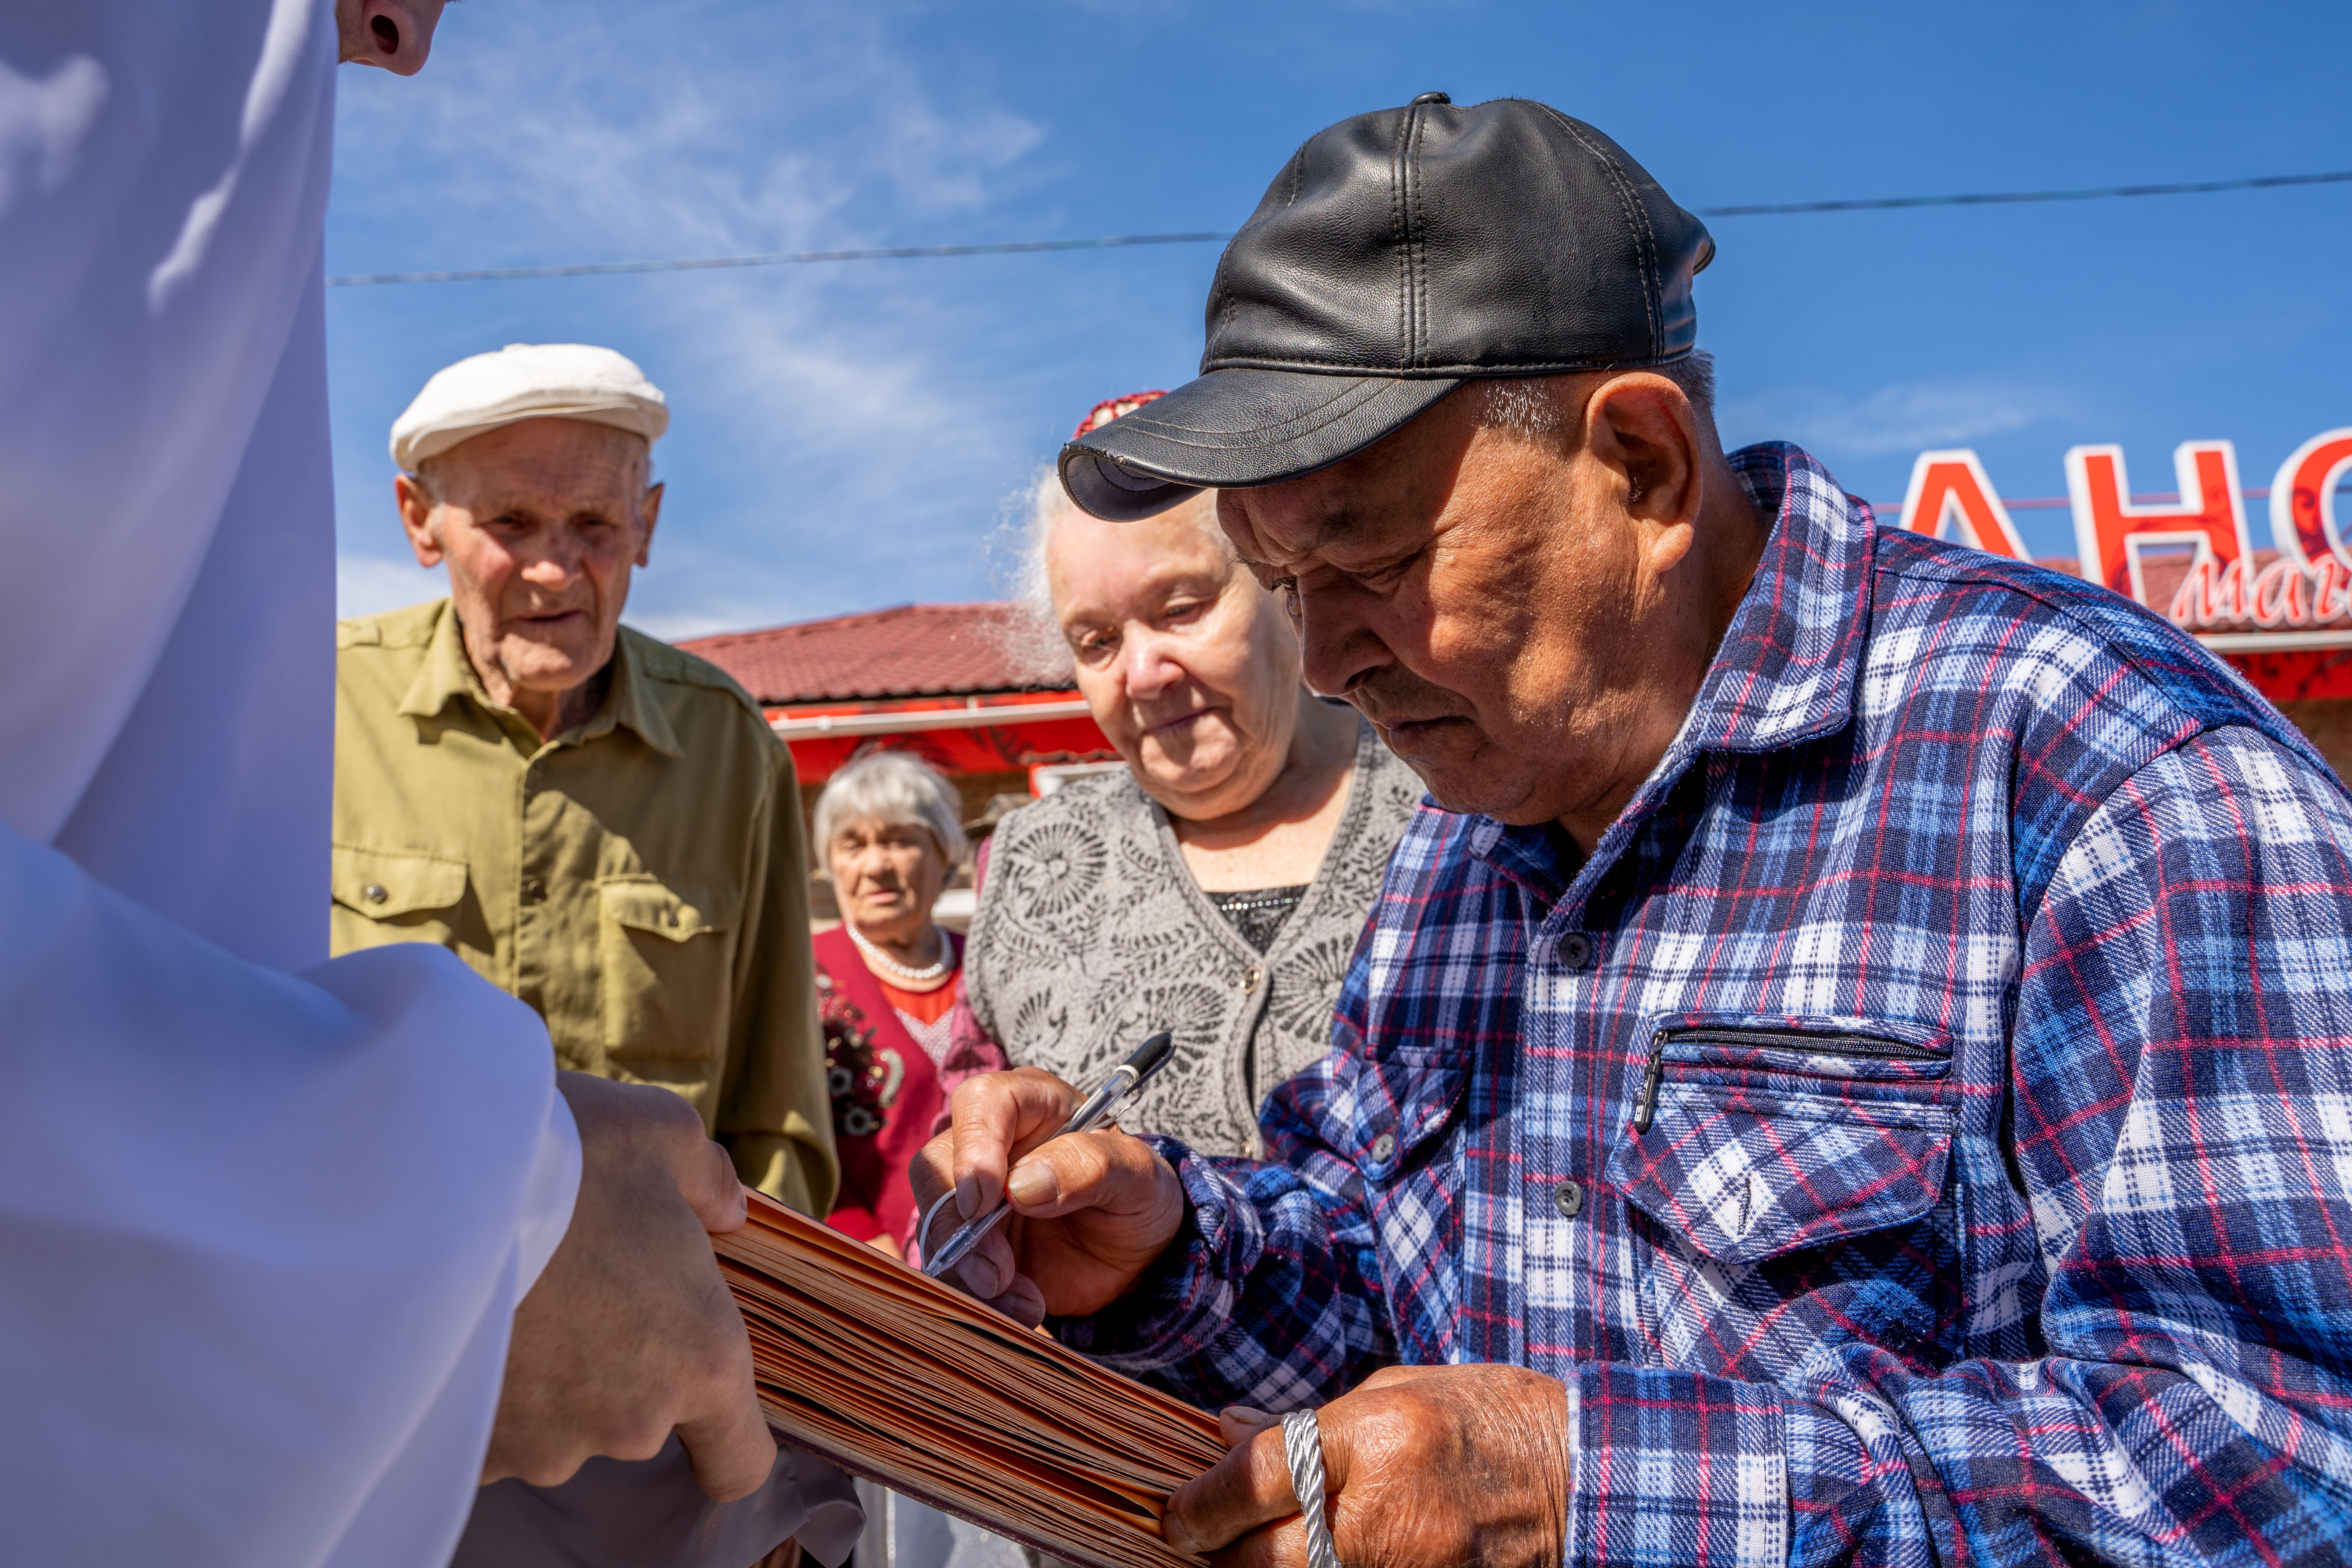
[{"xmin": 847, "ymin": 920, "xmax": 951, "ymax": 986}]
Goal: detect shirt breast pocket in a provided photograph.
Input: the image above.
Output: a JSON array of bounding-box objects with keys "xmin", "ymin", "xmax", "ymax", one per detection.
[
  {"xmin": 1604, "ymin": 1014, "xmax": 1961, "ymax": 1381},
  {"xmin": 597, "ymin": 877, "xmax": 740, "ymax": 1064},
  {"xmin": 331, "ymin": 844, "xmax": 468, "ymax": 949}
]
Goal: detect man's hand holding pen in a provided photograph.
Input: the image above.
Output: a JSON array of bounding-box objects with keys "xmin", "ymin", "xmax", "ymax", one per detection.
[
  {"xmin": 910, "ymin": 1065, "xmax": 1573, "ymax": 1568},
  {"xmin": 907, "ymin": 1066, "xmax": 1187, "ymax": 1325}
]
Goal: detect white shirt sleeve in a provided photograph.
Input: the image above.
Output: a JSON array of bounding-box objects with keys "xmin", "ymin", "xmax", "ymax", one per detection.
[
  {"xmin": 0, "ymin": 6, "xmax": 589, "ymax": 1562},
  {"xmin": 0, "ymin": 825, "xmax": 580, "ymax": 1567}
]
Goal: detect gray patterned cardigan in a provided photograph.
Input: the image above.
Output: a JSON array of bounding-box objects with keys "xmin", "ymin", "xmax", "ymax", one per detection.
[{"xmin": 961, "ymin": 720, "xmax": 1422, "ymax": 1157}]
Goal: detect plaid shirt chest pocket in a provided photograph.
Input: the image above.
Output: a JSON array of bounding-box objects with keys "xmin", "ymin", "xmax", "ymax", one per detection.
[{"xmin": 1604, "ymin": 1013, "xmax": 1962, "ymax": 1382}]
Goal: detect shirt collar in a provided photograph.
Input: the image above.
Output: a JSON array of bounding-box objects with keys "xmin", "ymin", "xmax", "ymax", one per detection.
[
  {"xmin": 1685, "ymin": 441, "xmax": 1875, "ymax": 755},
  {"xmin": 1466, "ymin": 441, "xmax": 1873, "ymax": 892},
  {"xmin": 1467, "ymin": 817, "xmax": 1580, "ymax": 906},
  {"xmin": 397, "ymin": 599, "xmax": 684, "ymax": 757}
]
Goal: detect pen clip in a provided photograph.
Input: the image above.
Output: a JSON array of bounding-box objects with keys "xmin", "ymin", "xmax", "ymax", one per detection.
[{"xmin": 1116, "ymin": 1030, "xmax": 1177, "ymax": 1108}]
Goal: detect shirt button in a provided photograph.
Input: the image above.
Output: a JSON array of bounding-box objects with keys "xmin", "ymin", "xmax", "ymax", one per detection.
[
  {"xmin": 1555, "ymin": 931, "xmax": 1596, "ymax": 971},
  {"xmin": 1369, "ymin": 1132, "xmax": 1397, "ymax": 1163},
  {"xmin": 522, "ymin": 878, "xmax": 548, "ymax": 905},
  {"xmin": 363, "ymin": 884, "xmax": 387, "ymax": 905},
  {"xmin": 1552, "ymin": 1178, "xmax": 1585, "ymax": 1219}
]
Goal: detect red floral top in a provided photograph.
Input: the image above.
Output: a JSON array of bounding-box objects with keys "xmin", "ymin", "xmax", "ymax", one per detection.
[{"xmin": 813, "ymin": 927, "xmax": 1004, "ymax": 1250}]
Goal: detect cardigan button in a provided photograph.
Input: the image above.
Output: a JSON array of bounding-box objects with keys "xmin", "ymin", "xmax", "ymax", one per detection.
[{"xmin": 1242, "ymin": 964, "xmax": 1263, "ymax": 993}]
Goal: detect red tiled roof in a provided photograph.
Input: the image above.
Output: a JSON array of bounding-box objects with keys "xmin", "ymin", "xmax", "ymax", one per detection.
[{"xmin": 677, "ymin": 602, "xmax": 1073, "ymax": 704}]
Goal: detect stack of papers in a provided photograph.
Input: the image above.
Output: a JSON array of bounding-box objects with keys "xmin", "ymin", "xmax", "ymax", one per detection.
[{"xmin": 717, "ymin": 1194, "xmax": 1228, "ymax": 1568}]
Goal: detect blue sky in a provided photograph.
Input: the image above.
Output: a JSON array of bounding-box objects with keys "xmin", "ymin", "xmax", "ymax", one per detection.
[{"xmin": 328, "ymin": 0, "xmax": 2352, "ymax": 638}]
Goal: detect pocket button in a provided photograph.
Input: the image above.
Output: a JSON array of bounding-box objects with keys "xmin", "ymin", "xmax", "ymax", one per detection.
[
  {"xmin": 1552, "ymin": 1178, "xmax": 1585, "ymax": 1220},
  {"xmin": 363, "ymin": 884, "xmax": 387, "ymax": 905}
]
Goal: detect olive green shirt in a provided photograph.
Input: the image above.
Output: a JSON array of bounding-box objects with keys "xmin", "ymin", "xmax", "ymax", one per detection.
[{"xmin": 332, "ymin": 599, "xmax": 837, "ymax": 1213}]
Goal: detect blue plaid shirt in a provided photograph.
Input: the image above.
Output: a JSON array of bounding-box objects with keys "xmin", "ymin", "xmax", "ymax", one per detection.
[{"xmin": 1059, "ymin": 443, "xmax": 2352, "ymax": 1566}]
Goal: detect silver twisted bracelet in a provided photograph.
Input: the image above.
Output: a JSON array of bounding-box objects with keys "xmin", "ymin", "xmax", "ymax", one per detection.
[{"xmin": 1280, "ymin": 1409, "xmax": 1342, "ymax": 1568}]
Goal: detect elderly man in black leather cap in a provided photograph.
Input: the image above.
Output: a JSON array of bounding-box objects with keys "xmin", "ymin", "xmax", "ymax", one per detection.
[{"xmin": 916, "ymin": 94, "xmax": 2352, "ymax": 1568}]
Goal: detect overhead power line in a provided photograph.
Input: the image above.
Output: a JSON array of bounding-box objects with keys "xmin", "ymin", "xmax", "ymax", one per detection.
[
  {"xmin": 325, "ymin": 230, "xmax": 1234, "ymax": 287},
  {"xmin": 1697, "ymin": 166, "xmax": 2352, "ymax": 218},
  {"xmin": 325, "ymin": 167, "xmax": 2352, "ymax": 287}
]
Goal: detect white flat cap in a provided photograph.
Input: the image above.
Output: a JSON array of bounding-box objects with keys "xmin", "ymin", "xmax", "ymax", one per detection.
[{"xmin": 390, "ymin": 343, "xmax": 669, "ymax": 470}]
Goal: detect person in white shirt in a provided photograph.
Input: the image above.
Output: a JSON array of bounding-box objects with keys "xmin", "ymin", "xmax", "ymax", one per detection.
[{"xmin": 0, "ymin": 4, "xmax": 853, "ymax": 1564}]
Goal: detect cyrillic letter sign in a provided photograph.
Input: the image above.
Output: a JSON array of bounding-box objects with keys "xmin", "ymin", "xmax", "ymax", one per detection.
[
  {"xmin": 2067, "ymin": 441, "xmax": 2253, "ymax": 619},
  {"xmin": 2272, "ymin": 428, "xmax": 2352, "ymax": 571},
  {"xmin": 1895, "ymin": 428, "xmax": 2351, "ymax": 640},
  {"xmin": 1896, "ymin": 450, "xmax": 2026, "ymax": 559}
]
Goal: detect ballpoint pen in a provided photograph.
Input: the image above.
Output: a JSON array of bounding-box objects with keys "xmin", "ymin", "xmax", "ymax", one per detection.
[{"xmin": 918, "ymin": 1029, "xmax": 1176, "ymax": 1281}]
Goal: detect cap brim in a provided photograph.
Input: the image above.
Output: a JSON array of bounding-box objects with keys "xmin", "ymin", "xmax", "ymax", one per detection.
[{"xmin": 1059, "ymin": 368, "xmax": 1462, "ymax": 522}]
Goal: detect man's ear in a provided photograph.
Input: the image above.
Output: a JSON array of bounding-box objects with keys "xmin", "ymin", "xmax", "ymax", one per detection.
[
  {"xmin": 394, "ymin": 474, "xmax": 445, "ymax": 568},
  {"xmin": 1583, "ymin": 374, "xmax": 1703, "ymax": 537},
  {"xmin": 635, "ymin": 482, "xmax": 664, "ymax": 569}
]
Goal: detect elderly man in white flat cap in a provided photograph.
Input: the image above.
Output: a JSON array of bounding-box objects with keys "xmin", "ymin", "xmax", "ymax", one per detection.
[{"xmin": 334, "ymin": 343, "xmax": 837, "ymax": 1223}]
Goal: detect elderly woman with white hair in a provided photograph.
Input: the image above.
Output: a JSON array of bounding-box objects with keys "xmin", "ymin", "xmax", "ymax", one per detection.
[
  {"xmin": 951, "ymin": 393, "xmax": 1423, "ymax": 1167},
  {"xmin": 811, "ymin": 751, "xmax": 1005, "ymax": 1256}
]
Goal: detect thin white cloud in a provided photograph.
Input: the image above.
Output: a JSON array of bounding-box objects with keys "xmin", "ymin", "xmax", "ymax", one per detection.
[
  {"xmin": 1726, "ymin": 379, "xmax": 2075, "ymax": 457},
  {"xmin": 328, "ymin": 0, "xmax": 1071, "ymax": 637},
  {"xmin": 335, "ymin": 3, "xmax": 1044, "ymax": 260}
]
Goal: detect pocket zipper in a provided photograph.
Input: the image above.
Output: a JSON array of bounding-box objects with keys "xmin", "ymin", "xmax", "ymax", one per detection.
[{"xmin": 1632, "ymin": 1025, "xmax": 1941, "ymax": 1134}]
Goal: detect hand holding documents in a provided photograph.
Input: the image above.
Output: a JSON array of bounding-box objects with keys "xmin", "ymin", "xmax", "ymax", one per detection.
[{"xmin": 716, "ymin": 1191, "xmax": 1225, "ymax": 1568}]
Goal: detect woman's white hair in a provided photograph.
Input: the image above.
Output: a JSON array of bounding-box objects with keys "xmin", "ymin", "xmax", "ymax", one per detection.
[
  {"xmin": 997, "ymin": 467, "xmax": 1233, "ymax": 678},
  {"xmin": 1003, "ymin": 465, "xmax": 1072, "ymax": 676},
  {"xmin": 812, "ymin": 751, "xmax": 969, "ymax": 869}
]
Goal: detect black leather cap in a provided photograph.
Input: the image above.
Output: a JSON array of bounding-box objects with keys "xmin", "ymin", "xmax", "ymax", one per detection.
[{"xmin": 1062, "ymin": 96, "xmax": 1714, "ymax": 521}]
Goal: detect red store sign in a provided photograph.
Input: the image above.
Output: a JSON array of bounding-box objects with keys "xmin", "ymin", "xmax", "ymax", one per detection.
[{"xmin": 1898, "ymin": 429, "xmax": 2352, "ymax": 705}]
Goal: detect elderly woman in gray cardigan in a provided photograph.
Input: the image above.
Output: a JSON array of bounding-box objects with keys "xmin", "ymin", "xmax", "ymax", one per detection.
[{"xmin": 955, "ymin": 394, "xmax": 1421, "ymax": 1165}]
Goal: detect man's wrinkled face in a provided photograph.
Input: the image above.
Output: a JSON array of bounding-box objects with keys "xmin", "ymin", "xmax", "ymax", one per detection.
[
  {"xmin": 1216, "ymin": 380, "xmax": 1692, "ymax": 829},
  {"xmin": 398, "ymin": 419, "xmax": 661, "ymax": 704}
]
